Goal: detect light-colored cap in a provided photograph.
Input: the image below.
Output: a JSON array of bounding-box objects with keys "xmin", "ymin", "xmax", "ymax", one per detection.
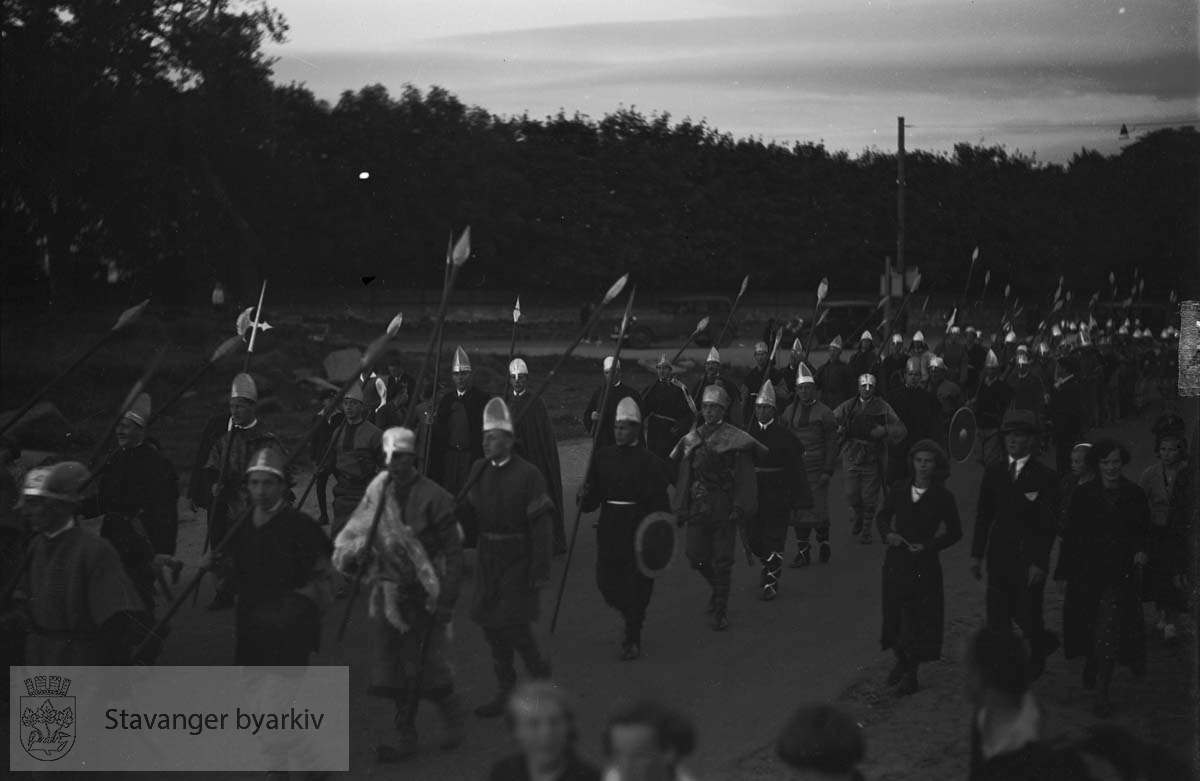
[
  {"xmin": 603, "ymin": 356, "xmax": 620, "ymax": 372},
  {"xmin": 755, "ymin": 380, "xmax": 777, "ymax": 408},
  {"xmin": 21, "ymin": 462, "xmax": 90, "ymax": 503},
  {"xmin": 451, "ymin": 346, "xmax": 471, "ymax": 372},
  {"xmin": 482, "ymin": 397, "xmax": 514, "ymax": 433},
  {"xmin": 985, "ymin": 349, "xmax": 1000, "ymax": 368},
  {"xmin": 382, "ymin": 427, "xmax": 416, "ymax": 462},
  {"xmin": 860, "ymin": 330, "xmax": 874, "ymax": 342},
  {"xmin": 754, "ymin": 342, "xmax": 769, "ymax": 354},
  {"xmin": 912, "ymin": 331, "xmax": 926, "ymax": 343},
  {"xmin": 701, "ymin": 384, "xmax": 730, "ymax": 408},
  {"xmin": 1017, "ymin": 353, "xmax": 1032, "ymax": 365},
  {"xmin": 966, "ymin": 326, "xmax": 977, "ymax": 334},
  {"xmin": 123, "ymin": 393, "xmax": 151, "ymax": 426},
  {"xmin": 1037, "ymin": 342, "xmax": 1050, "ymax": 356},
  {"xmin": 656, "ymin": 353, "xmax": 672, "ymax": 368},
  {"xmin": 905, "ymin": 356, "xmax": 923, "ymax": 373},
  {"xmin": 829, "ymin": 335, "xmax": 843, "ymax": 350},
  {"xmin": 1016, "ymin": 343, "xmax": 1030, "ymax": 353},
  {"xmin": 1005, "ymin": 332, "xmax": 1017, "ymax": 344},
  {"xmin": 1051, "ymin": 324, "xmax": 1062, "ymax": 338},
  {"xmin": 706, "ymin": 347, "xmax": 721, "ymax": 364},
  {"xmin": 929, "ymin": 355, "xmax": 945, "ymax": 370},
  {"xmin": 949, "ymin": 326, "xmax": 962, "ymax": 334},
  {"xmin": 231, "ymin": 373, "xmax": 258, "ymax": 402},
  {"xmin": 509, "ymin": 358, "xmax": 529, "ymax": 377},
  {"xmin": 246, "ymin": 448, "xmax": 285, "ymax": 479},
  {"xmin": 891, "ymin": 333, "xmax": 903, "ymax": 344},
  {"xmin": 615, "ymin": 397, "xmax": 642, "ymax": 424},
  {"xmin": 858, "ymin": 373, "xmax": 877, "ymax": 388},
  {"xmin": 1118, "ymin": 325, "xmax": 1130, "ymax": 336},
  {"xmin": 796, "ymin": 363, "xmax": 815, "ymax": 385}
]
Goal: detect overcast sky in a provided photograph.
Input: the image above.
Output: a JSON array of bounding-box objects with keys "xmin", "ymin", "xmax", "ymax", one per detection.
[{"xmin": 267, "ymin": 0, "xmax": 1198, "ymax": 163}]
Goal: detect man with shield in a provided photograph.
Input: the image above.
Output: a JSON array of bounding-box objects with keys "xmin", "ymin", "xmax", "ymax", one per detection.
[
  {"xmin": 782, "ymin": 363, "xmax": 839, "ymax": 567},
  {"xmin": 641, "ymin": 354, "xmax": 694, "ymax": 463},
  {"xmin": 580, "ymin": 398, "xmax": 673, "ymax": 660},
  {"xmin": 747, "ymin": 382, "xmax": 812, "ymax": 600},
  {"xmin": 832, "ymin": 374, "xmax": 907, "ymax": 545},
  {"xmin": 507, "ymin": 359, "xmax": 566, "ymax": 555},
  {"xmin": 671, "ymin": 385, "xmax": 762, "ymax": 631},
  {"xmin": 332, "ymin": 428, "xmax": 466, "ymax": 761}
]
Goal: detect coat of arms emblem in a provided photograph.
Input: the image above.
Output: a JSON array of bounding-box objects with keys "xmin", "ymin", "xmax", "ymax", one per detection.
[{"xmin": 20, "ymin": 675, "xmax": 76, "ymax": 760}]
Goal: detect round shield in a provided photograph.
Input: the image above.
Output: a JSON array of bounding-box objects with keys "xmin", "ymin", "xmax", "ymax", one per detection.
[
  {"xmin": 948, "ymin": 406, "xmax": 978, "ymax": 463},
  {"xmin": 635, "ymin": 511, "xmax": 678, "ymax": 578}
]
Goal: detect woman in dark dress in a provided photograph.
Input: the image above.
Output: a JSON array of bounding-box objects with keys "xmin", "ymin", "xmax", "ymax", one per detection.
[
  {"xmin": 488, "ymin": 682, "xmax": 601, "ymax": 781},
  {"xmin": 875, "ymin": 439, "xmax": 963, "ymax": 695},
  {"xmin": 1054, "ymin": 438, "xmax": 1149, "ymax": 717}
]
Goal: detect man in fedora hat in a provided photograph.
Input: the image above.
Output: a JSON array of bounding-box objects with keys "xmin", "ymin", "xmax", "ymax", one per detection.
[{"xmin": 970, "ymin": 409, "xmax": 1060, "ymax": 680}]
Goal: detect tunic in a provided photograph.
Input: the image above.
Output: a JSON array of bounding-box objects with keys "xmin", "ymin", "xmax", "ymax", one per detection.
[
  {"xmin": 458, "ymin": 455, "xmax": 555, "ymax": 628},
  {"xmin": 323, "ymin": 419, "xmax": 383, "ymax": 524},
  {"xmin": 641, "ymin": 379, "xmax": 694, "ymax": 460},
  {"xmin": 203, "ymin": 420, "xmax": 287, "ymax": 545},
  {"xmin": 815, "ymin": 358, "xmax": 856, "ymax": 411},
  {"xmin": 782, "ymin": 398, "xmax": 839, "ymax": 478},
  {"xmin": 584, "ymin": 383, "xmax": 644, "ymax": 449},
  {"xmin": 748, "ymin": 420, "xmax": 812, "ymax": 524},
  {"xmin": 673, "ymin": 423, "xmax": 761, "ymax": 526},
  {"xmin": 230, "ymin": 506, "xmax": 333, "ymax": 666},
  {"xmin": 19, "ymin": 526, "xmax": 145, "ymax": 665},
  {"xmin": 92, "ymin": 440, "xmax": 180, "ymax": 555},
  {"xmin": 333, "ymin": 470, "xmax": 463, "ymax": 696},
  {"xmin": 581, "ymin": 444, "xmax": 671, "ymax": 612},
  {"xmin": 832, "ymin": 395, "xmax": 906, "ymax": 468},
  {"xmin": 1138, "ymin": 460, "xmax": 1193, "ymax": 593},
  {"xmin": 188, "ymin": 412, "xmax": 229, "ymax": 512},
  {"xmin": 1055, "ymin": 479, "xmax": 1148, "ymax": 671},
  {"xmin": 876, "ymin": 482, "xmax": 962, "ymax": 661},
  {"xmin": 429, "ymin": 386, "xmax": 489, "ymax": 488},
  {"xmin": 508, "ymin": 389, "xmax": 565, "ymax": 547}
]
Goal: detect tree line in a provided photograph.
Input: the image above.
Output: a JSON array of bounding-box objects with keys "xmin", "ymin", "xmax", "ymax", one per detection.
[{"xmin": 3, "ymin": 1, "xmax": 1197, "ymax": 312}]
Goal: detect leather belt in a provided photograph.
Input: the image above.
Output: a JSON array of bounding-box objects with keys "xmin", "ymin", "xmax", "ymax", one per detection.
[{"xmin": 605, "ymin": 500, "xmax": 638, "ymax": 506}]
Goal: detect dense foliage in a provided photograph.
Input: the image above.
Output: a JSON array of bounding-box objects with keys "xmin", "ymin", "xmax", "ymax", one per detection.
[{"xmin": 3, "ymin": 1, "xmax": 1196, "ymax": 308}]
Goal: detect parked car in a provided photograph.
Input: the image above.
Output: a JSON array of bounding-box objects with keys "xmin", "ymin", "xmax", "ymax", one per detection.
[{"xmin": 611, "ymin": 295, "xmax": 740, "ymax": 348}]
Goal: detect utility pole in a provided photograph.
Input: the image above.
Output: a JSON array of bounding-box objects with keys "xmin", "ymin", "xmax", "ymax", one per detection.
[
  {"xmin": 897, "ymin": 116, "xmax": 906, "ymax": 275},
  {"xmin": 883, "ymin": 255, "xmax": 893, "ymax": 340}
]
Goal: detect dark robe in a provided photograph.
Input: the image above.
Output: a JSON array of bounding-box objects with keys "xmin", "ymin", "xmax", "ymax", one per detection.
[
  {"xmin": 188, "ymin": 412, "xmax": 229, "ymax": 512},
  {"xmin": 430, "ymin": 386, "xmax": 490, "ymax": 546},
  {"xmin": 508, "ymin": 389, "xmax": 565, "ymax": 551},
  {"xmin": 230, "ymin": 505, "xmax": 332, "ymax": 666},
  {"xmin": 848, "ymin": 348, "xmax": 879, "ymax": 383},
  {"xmin": 487, "ymin": 752, "xmax": 602, "ymax": 781},
  {"xmin": 747, "ymin": 419, "xmax": 812, "ymax": 557},
  {"xmin": 815, "ymin": 357, "xmax": 856, "ymax": 411},
  {"xmin": 876, "ymin": 481, "xmax": 962, "ymax": 661},
  {"xmin": 1048, "ymin": 376, "xmax": 1083, "ymax": 475},
  {"xmin": 584, "ymin": 383, "xmax": 643, "ymax": 449},
  {"xmin": 458, "ymin": 455, "xmax": 555, "ymax": 628},
  {"xmin": 1007, "ymin": 372, "xmax": 1046, "ymax": 423},
  {"xmin": 582, "ymin": 444, "xmax": 671, "ymax": 623},
  {"xmin": 640, "ymin": 379, "xmax": 694, "ymax": 461},
  {"xmin": 886, "ymin": 385, "xmax": 941, "ymax": 482},
  {"xmin": 879, "ymin": 352, "xmax": 908, "ymax": 398},
  {"xmin": 90, "ymin": 440, "xmax": 179, "ymax": 555},
  {"xmin": 974, "ymin": 377, "xmax": 1014, "ymax": 429},
  {"xmin": 18, "ymin": 526, "xmax": 146, "ymax": 665},
  {"xmin": 1055, "ymin": 478, "xmax": 1148, "ymax": 671},
  {"xmin": 964, "ymin": 343, "xmax": 986, "ymax": 395}
]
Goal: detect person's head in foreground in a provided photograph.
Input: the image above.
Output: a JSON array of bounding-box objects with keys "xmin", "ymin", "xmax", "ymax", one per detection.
[
  {"xmin": 504, "ymin": 682, "xmax": 585, "ymax": 776},
  {"xmin": 775, "ymin": 703, "xmax": 866, "ymax": 781},
  {"xmin": 604, "ymin": 699, "xmax": 696, "ymax": 781}
]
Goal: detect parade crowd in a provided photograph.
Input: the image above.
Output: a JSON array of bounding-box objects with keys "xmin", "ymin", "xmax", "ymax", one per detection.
[{"xmin": 1, "ymin": 314, "xmax": 1193, "ymax": 781}]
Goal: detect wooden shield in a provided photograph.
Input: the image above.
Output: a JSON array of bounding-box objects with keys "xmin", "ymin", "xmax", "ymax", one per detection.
[
  {"xmin": 634, "ymin": 511, "xmax": 678, "ymax": 578},
  {"xmin": 948, "ymin": 406, "xmax": 978, "ymax": 463}
]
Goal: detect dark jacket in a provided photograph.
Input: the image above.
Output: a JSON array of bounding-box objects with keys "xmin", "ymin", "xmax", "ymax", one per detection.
[{"xmin": 971, "ymin": 457, "xmax": 1059, "ymax": 578}]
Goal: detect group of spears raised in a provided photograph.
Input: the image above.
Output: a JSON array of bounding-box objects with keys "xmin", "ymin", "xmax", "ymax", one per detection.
[{"xmin": 1, "ymin": 258, "xmax": 1191, "ymax": 766}]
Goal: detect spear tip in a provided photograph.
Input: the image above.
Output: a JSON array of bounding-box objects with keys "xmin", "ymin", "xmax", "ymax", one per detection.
[
  {"xmin": 387, "ymin": 313, "xmax": 404, "ymax": 337},
  {"xmin": 112, "ymin": 299, "xmax": 150, "ymax": 331},
  {"xmin": 451, "ymin": 226, "xmax": 472, "ymax": 266},
  {"xmin": 603, "ymin": 273, "xmax": 630, "ymax": 304},
  {"xmin": 211, "ymin": 335, "xmax": 243, "ymax": 363}
]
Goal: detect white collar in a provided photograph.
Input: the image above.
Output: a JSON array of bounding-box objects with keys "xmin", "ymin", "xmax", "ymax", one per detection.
[
  {"xmin": 978, "ymin": 693, "xmax": 1041, "ymax": 760},
  {"xmin": 911, "ymin": 484, "xmax": 929, "ymax": 502},
  {"xmin": 490, "ymin": 456, "xmax": 512, "ymax": 468},
  {"xmin": 1008, "ymin": 454, "xmax": 1030, "ymax": 472},
  {"xmin": 234, "ymin": 418, "xmax": 259, "ymax": 431},
  {"xmin": 758, "ymin": 420, "xmax": 773, "ymax": 430},
  {"xmin": 512, "ymin": 389, "xmax": 527, "ymax": 397},
  {"xmin": 457, "ymin": 389, "xmax": 468, "ymax": 397},
  {"xmin": 45, "ymin": 519, "xmax": 77, "ymax": 539}
]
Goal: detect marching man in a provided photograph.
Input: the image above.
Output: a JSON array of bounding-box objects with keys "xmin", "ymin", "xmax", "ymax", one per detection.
[
  {"xmin": 640, "ymin": 354, "xmax": 694, "ymax": 463},
  {"xmin": 321, "ymin": 382, "xmax": 384, "ymax": 537},
  {"xmin": 333, "ymin": 428, "xmax": 466, "ymax": 762},
  {"xmin": 972, "ymin": 349, "xmax": 1014, "ymax": 468},
  {"xmin": 782, "ymin": 364, "xmax": 839, "ymax": 567},
  {"xmin": 507, "ymin": 358, "xmax": 567, "ymax": 555},
  {"xmin": 747, "ymin": 381, "xmax": 812, "ymax": 601},
  {"xmin": 456, "ymin": 398, "xmax": 555, "ymax": 718},
  {"xmin": 742, "ymin": 341, "xmax": 784, "ymax": 423},
  {"xmin": 580, "ymin": 398, "xmax": 673, "ymax": 660},
  {"xmin": 832, "ymin": 374, "xmax": 906, "ymax": 545},
  {"xmin": 429, "ymin": 347, "xmax": 489, "ymax": 547},
  {"xmin": 691, "ymin": 348, "xmax": 742, "ymax": 427},
  {"xmin": 671, "ymin": 385, "xmax": 762, "ymax": 631},
  {"xmin": 584, "ymin": 357, "xmax": 643, "ymax": 450}
]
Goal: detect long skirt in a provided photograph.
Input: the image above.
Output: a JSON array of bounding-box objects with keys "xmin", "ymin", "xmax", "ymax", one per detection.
[
  {"xmin": 880, "ymin": 548, "xmax": 946, "ymax": 662},
  {"xmin": 1063, "ymin": 576, "xmax": 1145, "ymax": 674}
]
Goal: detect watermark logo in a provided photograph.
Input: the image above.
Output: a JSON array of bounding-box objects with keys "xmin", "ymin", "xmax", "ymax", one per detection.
[{"xmin": 20, "ymin": 675, "xmax": 75, "ymax": 761}]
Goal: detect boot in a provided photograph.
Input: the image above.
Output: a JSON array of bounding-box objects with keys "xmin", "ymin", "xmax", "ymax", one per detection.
[
  {"xmin": 818, "ymin": 541, "xmax": 831, "ymax": 564},
  {"xmin": 858, "ymin": 527, "xmax": 873, "ymax": 545},
  {"xmin": 620, "ymin": 642, "xmax": 641, "ymax": 661},
  {"xmin": 474, "ymin": 690, "xmax": 510, "ymax": 719},
  {"xmin": 886, "ymin": 652, "xmax": 907, "ymax": 686},
  {"xmin": 851, "ymin": 515, "xmax": 864, "ymax": 537},
  {"xmin": 709, "ymin": 610, "xmax": 729, "ymax": 631},
  {"xmin": 377, "ymin": 698, "xmax": 419, "ymax": 762},
  {"xmin": 790, "ymin": 543, "xmax": 811, "ymax": 568},
  {"xmin": 433, "ymin": 691, "xmax": 466, "ymax": 750},
  {"xmin": 895, "ymin": 663, "xmax": 919, "ymax": 696},
  {"xmin": 759, "ymin": 552, "xmax": 782, "ymax": 601}
]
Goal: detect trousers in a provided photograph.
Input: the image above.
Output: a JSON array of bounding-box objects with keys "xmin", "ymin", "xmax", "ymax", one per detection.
[
  {"xmin": 842, "ymin": 456, "xmax": 882, "ymax": 534},
  {"xmin": 686, "ymin": 521, "xmax": 736, "ymax": 613},
  {"xmin": 986, "ymin": 572, "xmax": 1048, "ymax": 674},
  {"xmin": 482, "ymin": 624, "xmax": 551, "ymax": 692},
  {"xmin": 793, "ymin": 476, "xmax": 830, "ymax": 544}
]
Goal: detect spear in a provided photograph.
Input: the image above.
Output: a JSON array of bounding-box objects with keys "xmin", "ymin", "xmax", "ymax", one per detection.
[
  {"xmin": 504, "ymin": 295, "xmax": 522, "ymax": 396},
  {"xmin": 145, "ymin": 336, "xmax": 243, "ymax": 427},
  {"xmin": 550, "ymin": 284, "xmax": 637, "ymax": 634},
  {"xmin": 669, "ymin": 316, "xmax": 711, "ymax": 366},
  {"xmin": 133, "ymin": 327, "xmax": 400, "ymax": 658},
  {"xmin": 0, "ymin": 299, "xmax": 149, "ymax": 437},
  {"xmin": 713, "ymin": 275, "xmax": 749, "ymax": 349},
  {"xmin": 801, "ymin": 277, "xmax": 830, "ymax": 356},
  {"xmin": 768, "ymin": 324, "xmax": 784, "ymax": 363},
  {"xmin": 418, "ymin": 233, "xmax": 466, "ymax": 476},
  {"xmin": 961, "ymin": 246, "xmax": 980, "ymax": 302},
  {"xmin": 295, "ymin": 314, "xmax": 404, "ymax": 513},
  {"xmin": 882, "ymin": 269, "xmax": 922, "ymax": 333},
  {"xmin": 241, "ymin": 280, "xmax": 269, "ymax": 373}
]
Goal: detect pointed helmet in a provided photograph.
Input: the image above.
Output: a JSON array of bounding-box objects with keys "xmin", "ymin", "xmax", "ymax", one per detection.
[
  {"xmin": 451, "ymin": 346, "xmax": 471, "ymax": 372},
  {"xmin": 231, "ymin": 373, "xmax": 258, "ymax": 402},
  {"xmin": 123, "ymin": 393, "xmax": 152, "ymax": 427}
]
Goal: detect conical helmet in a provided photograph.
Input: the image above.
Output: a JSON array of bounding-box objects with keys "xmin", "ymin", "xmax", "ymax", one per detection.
[
  {"xmin": 231, "ymin": 373, "xmax": 258, "ymax": 402},
  {"xmin": 482, "ymin": 397, "xmax": 513, "ymax": 433},
  {"xmin": 1005, "ymin": 332, "xmax": 1017, "ymax": 344},
  {"xmin": 860, "ymin": 330, "xmax": 874, "ymax": 343},
  {"xmin": 246, "ymin": 447, "xmax": 285, "ymax": 479},
  {"xmin": 755, "ymin": 380, "xmax": 777, "ymax": 408},
  {"xmin": 700, "ymin": 384, "xmax": 730, "ymax": 408},
  {"xmin": 451, "ymin": 347, "xmax": 471, "ymax": 372},
  {"xmin": 985, "ymin": 349, "xmax": 1000, "ymax": 368},
  {"xmin": 706, "ymin": 347, "xmax": 721, "ymax": 364},
  {"xmin": 123, "ymin": 393, "xmax": 152, "ymax": 426},
  {"xmin": 912, "ymin": 330, "xmax": 926, "ymax": 344},
  {"xmin": 796, "ymin": 363, "xmax": 815, "ymax": 385},
  {"xmin": 829, "ymin": 335, "xmax": 843, "ymax": 350},
  {"xmin": 509, "ymin": 358, "xmax": 529, "ymax": 377},
  {"xmin": 615, "ymin": 397, "xmax": 642, "ymax": 424}
]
